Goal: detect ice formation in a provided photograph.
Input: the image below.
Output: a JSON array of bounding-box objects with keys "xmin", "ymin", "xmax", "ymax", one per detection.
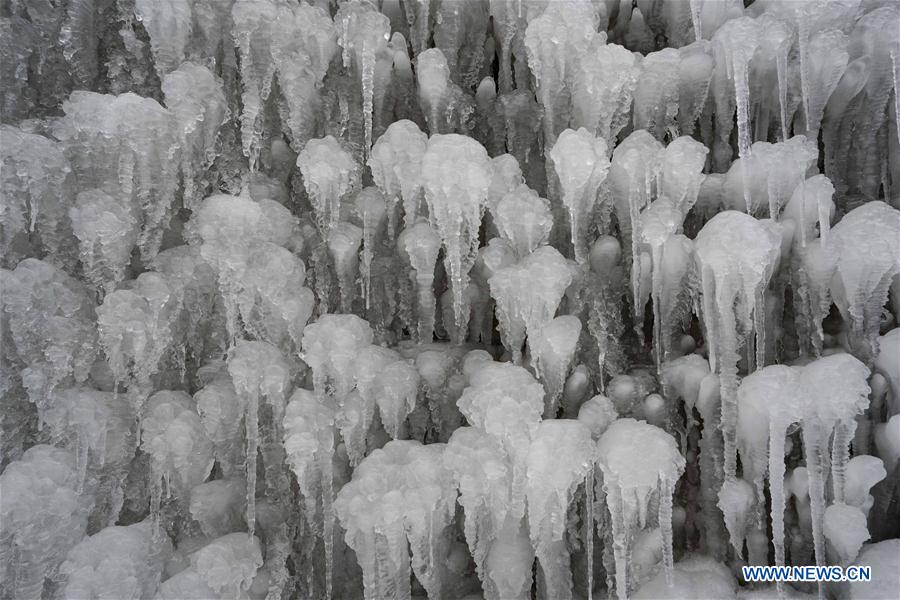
[{"xmin": 2, "ymin": 1, "xmax": 900, "ymax": 599}]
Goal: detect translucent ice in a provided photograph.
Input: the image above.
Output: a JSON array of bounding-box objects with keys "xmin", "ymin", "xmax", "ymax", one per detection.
[{"xmin": 421, "ymin": 134, "xmax": 493, "ymax": 339}]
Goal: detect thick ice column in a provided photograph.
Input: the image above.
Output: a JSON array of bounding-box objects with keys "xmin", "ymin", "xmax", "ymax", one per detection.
[
  {"xmin": 710, "ymin": 17, "xmax": 760, "ymax": 187},
  {"xmin": 51, "ymin": 91, "xmax": 179, "ymax": 262},
  {"xmin": 368, "ymin": 119, "xmax": 428, "ymax": 234},
  {"xmin": 571, "ymin": 41, "xmax": 640, "ymax": 146},
  {"xmin": 828, "ymin": 202, "xmax": 900, "ymax": 363},
  {"xmin": 161, "ymin": 63, "xmax": 228, "ymax": 211},
  {"xmin": 141, "ymin": 391, "xmax": 214, "ymax": 523},
  {"xmin": 596, "ymin": 419, "xmax": 686, "ymax": 600},
  {"xmin": 232, "ymin": 0, "xmax": 336, "ymax": 162},
  {"xmin": 335, "ymin": 0, "xmax": 392, "ymax": 158},
  {"xmin": 2, "ymin": 259, "xmax": 97, "ymax": 420},
  {"xmin": 693, "ymin": 212, "xmax": 782, "ymax": 480},
  {"xmin": 226, "ymin": 341, "xmax": 293, "ymax": 535},
  {"xmin": 301, "ymin": 314, "xmax": 373, "ymax": 399},
  {"xmin": 782, "ymin": 175, "xmax": 836, "ymax": 249},
  {"xmin": 327, "ymin": 222, "xmax": 363, "ymax": 313},
  {"xmin": 434, "ymin": 0, "xmax": 489, "ymax": 88},
  {"xmin": 526, "ymin": 420, "xmax": 597, "ymax": 600},
  {"xmin": 59, "ymin": 521, "xmax": 172, "ymax": 600},
  {"xmin": 0, "ymin": 126, "xmax": 77, "ymax": 269},
  {"xmin": 133, "ymin": 0, "xmax": 192, "ymax": 76},
  {"xmin": 457, "ymin": 362, "xmax": 545, "ymax": 519},
  {"xmin": 531, "ymin": 316, "xmax": 582, "ymax": 417},
  {"xmin": 335, "ymin": 440, "xmax": 457, "ymax": 600},
  {"xmin": 421, "ymin": 134, "xmax": 493, "ymax": 341},
  {"xmin": 283, "ymin": 388, "xmax": 337, "ymax": 600},
  {"xmin": 98, "ymin": 272, "xmax": 183, "ymax": 418},
  {"xmin": 399, "ymin": 221, "xmax": 442, "ymax": 343},
  {"xmin": 417, "ymin": 48, "xmax": 476, "ymax": 135},
  {"xmin": 676, "ymin": 41, "xmax": 715, "ymax": 135},
  {"xmin": 549, "ymin": 128, "xmax": 611, "ymax": 264},
  {"xmin": 298, "ymin": 136, "xmax": 362, "ymax": 239},
  {"xmin": 488, "ymin": 246, "xmax": 575, "ymax": 364},
  {"xmin": 524, "ymin": 1, "xmax": 599, "ymax": 149},
  {"xmin": 491, "ymin": 184, "xmax": 554, "ymax": 259},
  {"xmin": 632, "ymin": 48, "xmax": 682, "ymax": 140},
  {"xmin": 444, "ymin": 427, "xmax": 520, "ymax": 598},
  {"xmin": 0, "ymin": 446, "xmax": 93, "ymax": 600}
]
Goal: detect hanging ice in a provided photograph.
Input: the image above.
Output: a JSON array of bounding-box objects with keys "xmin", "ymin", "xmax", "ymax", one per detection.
[
  {"xmin": 596, "ymin": 419, "xmax": 685, "ymax": 600},
  {"xmin": 368, "ymin": 119, "xmax": 428, "ymax": 234},
  {"xmin": 531, "ymin": 315, "xmax": 582, "ymax": 417},
  {"xmin": 334, "ymin": 440, "xmax": 456, "ymax": 600},
  {"xmin": 488, "ymin": 246, "xmax": 574, "ymax": 363},
  {"xmin": 549, "ymin": 128, "xmax": 611, "ymax": 263},
  {"xmin": 421, "ymin": 134, "xmax": 493, "ymax": 340},
  {"xmin": 693, "ymin": 211, "xmax": 782, "ymax": 480}
]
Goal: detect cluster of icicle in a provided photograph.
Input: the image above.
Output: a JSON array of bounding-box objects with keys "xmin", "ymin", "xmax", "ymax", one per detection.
[{"xmin": 2, "ymin": 0, "xmax": 900, "ymax": 599}]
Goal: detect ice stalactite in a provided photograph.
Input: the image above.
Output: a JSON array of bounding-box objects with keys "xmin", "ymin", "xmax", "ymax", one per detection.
[
  {"xmin": 526, "ymin": 420, "xmax": 597, "ymax": 600},
  {"xmin": 445, "ymin": 426, "xmax": 522, "ymax": 599},
  {"xmin": 158, "ymin": 533, "xmax": 264, "ymax": 599},
  {"xmin": 495, "ymin": 91, "xmax": 543, "ymax": 181},
  {"xmin": 141, "ymin": 390, "xmax": 214, "ymax": 524},
  {"xmin": 354, "ymin": 187, "xmax": 387, "ymax": 311},
  {"xmin": 226, "ymin": 340, "xmax": 293, "ymax": 535},
  {"xmin": 133, "ymin": 0, "xmax": 192, "ymax": 77},
  {"xmin": 69, "ymin": 190, "xmax": 139, "ymax": 299},
  {"xmin": 334, "ymin": 440, "xmax": 456, "ymax": 600},
  {"xmin": 186, "ymin": 193, "xmax": 306, "ymax": 345},
  {"xmin": 596, "ymin": 419, "xmax": 685, "ymax": 600},
  {"xmin": 0, "ymin": 446, "xmax": 93, "ymax": 600},
  {"xmin": 161, "ymin": 62, "xmax": 228, "ymax": 212},
  {"xmin": 571, "ymin": 41, "xmax": 640, "ymax": 147},
  {"xmin": 693, "ymin": 211, "xmax": 782, "ymax": 480},
  {"xmin": 368, "ymin": 119, "xmax": 428, "ymax": 235},
  {"xmin": 97, "ymin": 272, "xmax": 183, "ymax": 420},
  {"xmin": 231, "ymin": 0, "xmax": 336, "ymax": 162},
  {"xmin": 457, "ymin": 361, "xmax": 545, "ymax": 522},
  {"xmin": 402, "ymin": 0, "xmax": 432, "ymax": 59},
  {"xmin": 608, "ymin": 130, "xmax": 664, "ymax": 340},
  {"xmin": 733, "ymin": 354, "xmax": 870, "ymax": 589},
  {"xmin": 301, "ymin": 314, "xmax": 373, "ymax": 399},
  {"xmin": 491, "ymin": 184, "xmax": 553, "ymax": 260},
  {"xmin": 335, "ymin": 0, "xmax": 392, "ymax": 158},
  {"xmin": 782, "ymin": 174, "xmax": 835, "ymax": 253},
  {"xmin": 51, "ymin": 91, "xmax": 179, "ymax": 263},
  {"xmin": 194, "ymin": 364, "xmax": 247, "ymax": 477},
  {"xmin": 283, "ymin": 388, "xmax": 337, "ymax": 600},
  {"xmin": 59, "ymin": 521, "xmax": 172, "ymax": 600},
  {"xmin": 417, "ymin": 48, "xmax": 475, "ymax": 135},
  {"xmin": 399, "ymin": 221, "xmax": 442, "ymax": 343},
  {"xmin": 298, "ymin": 136, "xmax": 362, "ymax": 240},
  {"xmin": 0, "ymin": 125, "xmax": 77, "ymax": 269},
  {"xmin": 828, "ymin": 202, "xmax": 900, "ymax": 363},
  {"xmin": 637, "ymin": 200, "xmax": 688, "ymax": 369},
  {"xmin": 488, "ymin": 246, "xmax": 574, "ymax": 364},
  {"xmin": 421, "ymin": 134, "xmax": 493, "ymax": 341},
  {"xmin": 2, "ymin": 259, "xmax": 97, "ymax": 422},
  {"xmin": 632, "ymin": 48, "xmax": 682, "ymax": 140},
  {"xmin": 531, "ymin": 315, "xmax": 582, "ymax": 418},
  {"xmin": 524, "ymin": 1, "xmax": 599, "ymax": 150},
  {"xmin": 327, "ymin": 222, "xmax": 363, "ymax": 313},
  {"xmin": 549, "ymin": 128, "xmax": 611, "ymax": 264},
  {"xmin": 190, "ymin": 478, "xmax": 247, "ymax": 538},
  {"xmin": 711, "ymin": 17, "xmax": 760, "ymax": 205},
  {"xmin": 660, "ymin": 356, "xmax": 726, "ymax": 558},
  {"xmin": 657, "ymin": 136, "xmax": 709, "ymax": 214},
  {"xmin": 434, "ymin": 0, "xmax": 488, "ymax": 89},
  {"xmin": 340, "ymin": 345, "xmax": 395, "ymax": 465}
]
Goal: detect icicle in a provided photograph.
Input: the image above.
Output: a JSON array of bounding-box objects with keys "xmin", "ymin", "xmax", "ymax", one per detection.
[
  {"xmin": 421, "ymin": 134, "xmax": 492, "ymax": 340},
  {"xmin": 399, "ymin": 221, "xmax": 442, "ymax": 343}
]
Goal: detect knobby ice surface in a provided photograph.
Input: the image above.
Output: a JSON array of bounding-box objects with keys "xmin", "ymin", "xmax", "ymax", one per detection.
[{"xmin": 1, "ymin": 0, "xmax": 900, "ymax": 599}]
